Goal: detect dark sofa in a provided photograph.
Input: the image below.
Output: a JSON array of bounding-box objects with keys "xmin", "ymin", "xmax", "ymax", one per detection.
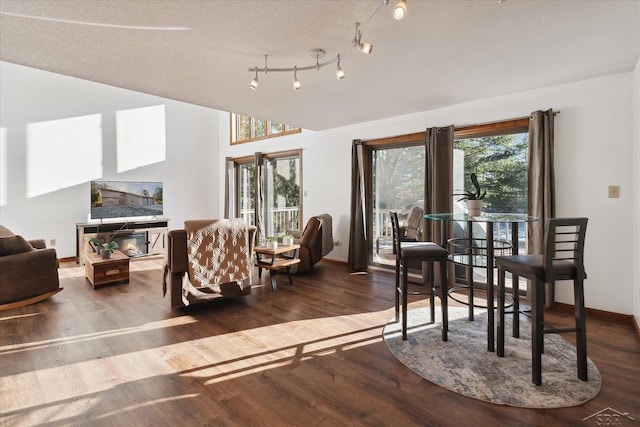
[{"xmin": 0, "ymin": 225, "xmax": 62, "ymax": 309}]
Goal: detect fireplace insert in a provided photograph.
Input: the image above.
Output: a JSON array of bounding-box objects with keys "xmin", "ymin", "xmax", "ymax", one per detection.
[{"xmin": 111, "ymin": 232, "xmax": 147, "ymax": 257}]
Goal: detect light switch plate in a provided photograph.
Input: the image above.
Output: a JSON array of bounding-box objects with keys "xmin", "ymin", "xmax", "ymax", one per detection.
[{"xmin": 608, "ymin": 185, "xmax": 620, "ymax": 198}]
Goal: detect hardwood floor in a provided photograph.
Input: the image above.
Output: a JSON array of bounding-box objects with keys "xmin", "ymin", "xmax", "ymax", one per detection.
[{"xmin": 1, "ymin": 259, "xmax": 639, "ymax": 426}]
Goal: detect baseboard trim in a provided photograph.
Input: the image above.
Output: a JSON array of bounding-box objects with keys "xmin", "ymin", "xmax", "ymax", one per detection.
[
  {"xmin": 319, "ymin": 258, "xmax": 348, "ymax": 267},
  {"xmin": 552, "ymin": 301, "xmax": 635, "ymax": 329}
]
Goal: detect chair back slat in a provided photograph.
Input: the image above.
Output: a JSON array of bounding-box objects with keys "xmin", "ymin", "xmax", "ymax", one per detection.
[
  {"xmin": 390, "ymin": 211, "xmax": 402, "ymax": 257},
  {"xmin": 543, "ymin": 217, "xmax": 588, "ymax": 282}
]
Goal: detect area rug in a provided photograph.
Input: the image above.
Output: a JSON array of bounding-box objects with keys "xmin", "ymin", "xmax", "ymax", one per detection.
[{"xmin": 383, "ymin": 306, "xmax": 601, "ymax": 408}]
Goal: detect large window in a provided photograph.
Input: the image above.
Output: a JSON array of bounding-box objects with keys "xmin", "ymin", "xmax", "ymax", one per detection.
[
  {"xmin": 452, "ymin": 121, "xmax": 529, "ymax": 288},
  {"xmin": 371, "ymin": 142, "xmax": 425, "ymax": 266},
  {"xmin": 234, "ymin": 150, "xmax": 302, "ymax": 238},
  {"xmin": 454, "ymin": 132, "xmax": 528, "ymax": 214},
  {"xmin": 366, "ymin": 119, "xmax": 529, "ymax": 275},
  {"xmin": 230, "ymin": 113, "xmax": 301, "ymax": 145},
  {"xmin": 237, "ymin": 161, "xmax": 255, "ymax": 224}
]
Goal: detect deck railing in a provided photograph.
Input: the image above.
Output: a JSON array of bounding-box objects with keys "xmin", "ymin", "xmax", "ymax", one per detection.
[
  {"xmin": 373, "ymin": 208, "xmax": 526, "ymax": 253},
  {"xmin": 240, "ymin": 206, "xmax": 300, "ymax": 235}
]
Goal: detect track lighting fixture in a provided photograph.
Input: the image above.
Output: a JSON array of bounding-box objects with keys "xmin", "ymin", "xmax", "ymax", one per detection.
[
  {"xmin": 293, "ymin": 66, "xmax": 301, "ymax": 91},
  {"xmin": 249, "ymin": 68, "xmax": 259, "ymax": 90},
  {"xmin": 336, "ymin": 54, "xmax": 345, "ymax": 80},
  {"xmin": 393, "ymin": 0, "xmax": 407, "ymax": 20},
  {"xmin": 354, "ymin": 23, "xmax": 373, "ymax": 55},
  {"xmin": 247, "ymin": 0, "xmax": 407, "ymax": 90}
]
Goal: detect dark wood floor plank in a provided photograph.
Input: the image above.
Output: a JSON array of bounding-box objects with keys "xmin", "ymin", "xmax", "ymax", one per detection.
[{"xmin": 1, "ymin": 259, "xmax": 639, "ymax": 426}]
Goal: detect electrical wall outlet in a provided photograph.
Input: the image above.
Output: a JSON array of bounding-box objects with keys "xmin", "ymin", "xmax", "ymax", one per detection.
[
  {"xmin": 608, "ymin": 185, "xmax": 620, "ymax": 199},
  {"xmin": 49, "ymin": 239, "xmax": 56, "ymax": 246}
]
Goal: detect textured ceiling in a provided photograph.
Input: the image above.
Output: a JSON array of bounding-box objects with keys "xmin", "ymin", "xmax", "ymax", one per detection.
[{"xmin": 1, "ymin": 0, "xmax": 639, "ymax": 130}]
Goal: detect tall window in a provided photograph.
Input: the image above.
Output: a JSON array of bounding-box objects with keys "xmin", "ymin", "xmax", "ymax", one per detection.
[
  {"xmin": 265, "ymin": 155, "xmax": 301, "ymax": 235},
  {"xmin": 452, "ymin": 120, "xmax": 529, "ymax": 288},
  {"xmin": 237, "ymin": 161, "xmax": 255, "ymax": 225},
  {"xmin": 230, "ymin": 113, "xmax": 301, "ymax": 145},
  {"xmin": 453, "ymin": 121, "xmax": 529, "ymax": 251},
  {"xmin": 453, "ymin": 134, "xmax": 528, "ymax": 214},
  {"xmin": 234, "ymin": 150, "xmax": 302, "ymax": 238},
  {"xmin": 370, "ymin": 142, "xmax": 425, "ymax": 266}
]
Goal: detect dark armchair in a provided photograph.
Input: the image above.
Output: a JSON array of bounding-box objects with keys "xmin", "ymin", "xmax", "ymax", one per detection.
[
  {"xmin": 0, "ymin": 225, "xmax": 62, "ymax": 310},
  {"xmin": 287, "ymin": 213, "xmax": 333, "ymax": 273}
]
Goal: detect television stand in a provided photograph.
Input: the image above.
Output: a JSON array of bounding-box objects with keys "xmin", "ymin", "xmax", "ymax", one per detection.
[{"xmin": 76, "ymin": 218, "xmax": 169, "ymax": 264}]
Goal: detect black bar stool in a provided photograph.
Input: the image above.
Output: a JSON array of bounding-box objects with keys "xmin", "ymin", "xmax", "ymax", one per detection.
[
  {"xmin": 496, "ymin": 217, "xmax": 588, "ymax": 385},
  {"xmin": 391, "ymin": 211, "xmax": 449, "ymax": 341}
]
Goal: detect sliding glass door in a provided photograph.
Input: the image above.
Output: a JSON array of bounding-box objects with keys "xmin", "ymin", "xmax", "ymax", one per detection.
[
  {"xmin": 263, "ymin": 155, "xmax": 300, "ymax": 236},
  {"xmin": 235, "ymin": 151, "xmax": 302, "ymax": 239},
  {"xmin": 237, "ymin": 162, "xmax": 255, "ymax": 225},
  {"xmin": 370, "ymin": 143, "xmax": 425, "ymax": 266},
  {"xmin": 452, "ymin": 131, "xmax": 529, "ymax": 288}
]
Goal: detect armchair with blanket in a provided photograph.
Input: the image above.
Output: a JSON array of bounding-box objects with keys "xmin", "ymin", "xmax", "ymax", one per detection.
[
  {"xmin": 163, "ymin": 219, "xmax": 256, "ymax": 308},
  {"xmin": 286, "ymin": 213, "xmax": 333, "ymax": 273},
  {"xmin": 0, "ymin": 225, "xmax": 62, "ymax": 310}
]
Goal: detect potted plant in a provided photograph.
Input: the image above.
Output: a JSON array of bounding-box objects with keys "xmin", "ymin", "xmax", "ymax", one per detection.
[
  {"xmin": 453, "ymin": 172, "xmax": 486, "ymax": 216},
  {"xmin": 281, "ymin": 234, "xmax": 294, "ymax": 246},
  {"xmin": 266, "ymin": 236, "xmax": 278, "ymax": 249},
  {"xmin": 89, "ymin": 237, "xmax": 119, "ymax": 259}
]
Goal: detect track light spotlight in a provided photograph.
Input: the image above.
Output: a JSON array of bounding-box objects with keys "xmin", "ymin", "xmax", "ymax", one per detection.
[
  {"xmin": 249, "ymin": 68, "xmax": 259, "ymax": 90},
  {"xmin": 393, "ymin": 0, "xmax": 407, "ymax": 20},
  {"xmin": 293, "ymin": 66, "xmax": 301, "ymax": 91},
  {"xmin": 336, "ymin": 54, "xmax": 345, "ymax": 80},
  {"xmin": 358, "ymin": 41, "xmax": 373, "ymax": 54},
  {"xmin": 354, "ymin": 23, "xmax": 373, "ymax": 55}
]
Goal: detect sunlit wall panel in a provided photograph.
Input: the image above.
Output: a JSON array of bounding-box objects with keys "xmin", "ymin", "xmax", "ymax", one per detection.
[
  {"xmin": 26, "ymin": 114, "xmax": 103, "ymax": 198},
  {"xmin": 116, "ymin": 105, "xmax": 166, "ymax": 173}
]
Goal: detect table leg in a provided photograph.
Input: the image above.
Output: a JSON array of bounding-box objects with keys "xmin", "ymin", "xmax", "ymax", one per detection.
[
  {"xmin": 486, "ymin": 221, "xmax": 495, "ymax": 353},
  {"xmin": 511, "ymin": 222, "xmax": 520, "ymax": 338},
  {"xmin": 440, "ymin": 259, "xmax": 448, "ymax": 342},
  {"xmin": 269, "ymin": 271, "xmax": 277, "ymax": 291},
  {"xmin": 466, "ymin": 221, "xmax": 474, "ymax": 321},
  {"xmin": 286, "ymin": 266, "xmax": 294, "ymax": 285}
]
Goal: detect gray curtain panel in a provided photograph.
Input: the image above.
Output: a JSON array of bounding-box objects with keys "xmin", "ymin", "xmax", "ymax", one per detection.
[
  {"xmin": 528, "ymin": 109, "xmax": 556, "ymax": 306},
  {"xmin": 424, "ymin": 125, "xmax": 454, "ymax": 286},
  {"xmin": 424, "ymin": 125, "xmax": 454, "ymax": 244},
  {"xmin": 224, "ymin": 157, "xmax": 235, "ymax": 219},
  {"xmin": 348, "ymin": 140, "xmax": 368, "ymax": 271},
  {"xmin": 254, "ymin": 152, "xmax": 265, "ymax": 243}
]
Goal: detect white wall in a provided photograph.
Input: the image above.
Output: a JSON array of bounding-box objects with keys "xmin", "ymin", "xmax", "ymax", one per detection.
[
  {"xmin": 0, "ymin": 62, "xmax": 221, "ymax": 257},
  {"xmin": 0, "ymin": 61, "xmax": 635, "ymax": 316},
  {"xmin": 633, "ymin": 56, "xmax": 640, "ymax": 327},
  {"xmin": 220, "ymin": 72, "xmax": 636, "ymax": 315}
]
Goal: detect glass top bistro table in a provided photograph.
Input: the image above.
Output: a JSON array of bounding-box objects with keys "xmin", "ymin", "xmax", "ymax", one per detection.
[{"xmin": 424, "ymin": 212, "xmax": 539, "ymax": 352}]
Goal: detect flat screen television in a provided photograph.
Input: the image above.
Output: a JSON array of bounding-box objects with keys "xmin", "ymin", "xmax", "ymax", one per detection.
[{"xmin": 90, "ymin": 180, "xmax": 163, "ymax": 220}]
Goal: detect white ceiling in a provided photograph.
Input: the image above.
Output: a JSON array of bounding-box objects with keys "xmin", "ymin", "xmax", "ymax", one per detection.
[{"xmin": 1, "ymin": 0, "xmax": 639, "ymax": 131}]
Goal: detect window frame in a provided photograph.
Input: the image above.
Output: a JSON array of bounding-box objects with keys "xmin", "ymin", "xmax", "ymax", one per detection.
[
  {"xmin": 452, "ymin": 118, "xmax": 530, "ymax": 292},
  {"xmin": 230, "ymin": 113, "xmax": 301, "ymax": 145},
  {"xmin": 362, "ymin": 117, "xmax": 529, "ymax": 269},
  {"xmin": 232, "ymin": 149, "xmax": 303, "ymax": 234}
]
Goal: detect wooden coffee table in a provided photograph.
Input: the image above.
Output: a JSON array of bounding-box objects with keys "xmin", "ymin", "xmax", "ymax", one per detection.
[
  {"xmin": 83, "ymin": 251, "xmax": 130, "ymax": 289},
  {"xmin": 254, "ymin": 244, "xmax": 300, "ymax": 291}
]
